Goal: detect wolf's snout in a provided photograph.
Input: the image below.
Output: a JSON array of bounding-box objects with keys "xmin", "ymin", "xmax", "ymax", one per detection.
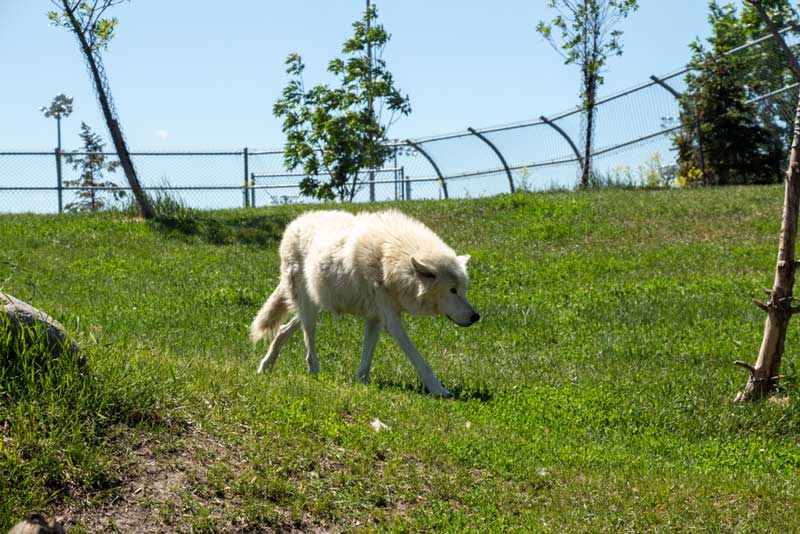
[{"xmin": 450, "ymin": 311, "xmax": 480, "ymax": 327}]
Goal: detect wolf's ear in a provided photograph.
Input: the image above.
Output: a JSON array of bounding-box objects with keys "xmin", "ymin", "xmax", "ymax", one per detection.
[
  {"xmin": 411, "ymin": 256, "xmax": 437, "ymax": 280},
  {"xmin": 457, "ymin": 254, "xmax": 471, "ymax": 268}
]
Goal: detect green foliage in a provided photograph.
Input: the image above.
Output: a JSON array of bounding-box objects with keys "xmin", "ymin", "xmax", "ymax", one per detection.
[
  {"xmin": 273, "ymin": 5, "xmax": 411, "ymax": 201},
  {"xmin": 63, "ymin": 122, "xmax": 124, "ymax": 212},
  {"xmin": 47, "ymin": 1, "xmax": 128, "ymax": 52},
  {"xmin": 741, "ymin": 1, "xmax": 800, "ymax": 153},
  {"xmin": 673, "ymin": 1, "xmax": 792, "ymax": 186}
]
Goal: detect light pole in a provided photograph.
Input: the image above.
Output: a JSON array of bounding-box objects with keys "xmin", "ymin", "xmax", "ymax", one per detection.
[
  {"xmin": 367, "ymin": 0, "xmax": 375, "ymax": 202},
  {"xmin": 40, "ymin": 94, "xmax": 74, "ymax": 213}
]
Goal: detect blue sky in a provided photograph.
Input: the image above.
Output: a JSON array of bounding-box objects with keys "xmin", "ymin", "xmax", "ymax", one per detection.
[{"xmin": 1, "ymin": 1, "xmax": 712, "ymax": 151}]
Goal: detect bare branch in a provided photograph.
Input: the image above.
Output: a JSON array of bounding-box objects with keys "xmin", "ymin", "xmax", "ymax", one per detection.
[
  {"xmin": 734, "ymin": 360, "xmax": 757, "ymax": 374},
  {"xmin": 57, "ymin": 0, "xmax": 81, "ymax": 16},
  {"xmin": 746, "ymin": 0, "xmax": 800, "ymax": 81},
  {"xmin": 753, "ymin": 298, "xmax": 772, "ymax": 312}
]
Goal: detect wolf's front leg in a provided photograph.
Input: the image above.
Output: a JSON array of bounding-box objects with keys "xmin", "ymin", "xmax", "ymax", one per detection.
[
  {"xmin": 384, "ymin": 314, "xmax": 451, "ymax": 397},
  {"xmin": 356, "ymin": 318, "xmax": 382, "ymax": 384}
]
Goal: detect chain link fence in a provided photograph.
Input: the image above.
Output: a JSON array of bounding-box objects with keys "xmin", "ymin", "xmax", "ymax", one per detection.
[{"xmin": 3, "ymin": 26, "xmax": 799, "ymax": 213}]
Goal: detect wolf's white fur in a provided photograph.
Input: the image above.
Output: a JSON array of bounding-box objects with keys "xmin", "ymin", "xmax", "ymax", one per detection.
[{"xmin": 250, "ymin": 209, "xmax": 479, "ymax": 397}]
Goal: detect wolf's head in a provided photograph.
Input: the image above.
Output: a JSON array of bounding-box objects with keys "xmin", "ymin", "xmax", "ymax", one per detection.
[{"xmin": 409, "ymin": 254, "xmax": 480, "ymax": 327}]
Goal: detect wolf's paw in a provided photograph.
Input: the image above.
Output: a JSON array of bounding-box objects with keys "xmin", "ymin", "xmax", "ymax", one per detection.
[
  {"xmin": 430, "ymin": 386, "xmax": 452, "ymax": 398},
  {"xmin": 356, "ymin": 371, "xmax": 370, "ymax": 384}
]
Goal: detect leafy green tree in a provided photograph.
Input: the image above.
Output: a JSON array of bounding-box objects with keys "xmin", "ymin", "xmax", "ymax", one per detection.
[
  {"xmin": 48, "ymin": 1, "xmax": 154, "ymax": 219},
  {"xmin": 273, "ymin": 5, "xmax": 411, "ymax": 201},
  {"xmin": 537, "ymin": 0, "xmax": 639, "ymax": 188},
  {"xmin": 713, "ymin": 1, "xmax": 797, "ymax": 152},
  {"xmin": 64, "ymin": 122, "xmax": 125, "ymax": 212},
  {"xmin": 674, "ymin": 1, "xmax": 787, "ymax": 186}
]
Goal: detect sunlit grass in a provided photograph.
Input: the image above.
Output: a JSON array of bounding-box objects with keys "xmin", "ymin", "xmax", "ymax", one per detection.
[{"xmin": 1, "ymin": 185, "xmax": 799, "ymax": 531}]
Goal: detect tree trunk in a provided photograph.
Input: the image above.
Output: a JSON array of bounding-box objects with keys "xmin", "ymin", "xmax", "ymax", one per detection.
[
  {"xmin": 580, "ymin": 78, "xmax": 596, "ymax": 189},
  {"xmin": 62, "ymin": 2, "xmax": 154, "ymax": 220},
  {"xmin": 735, "ymin": 92, "xmax": 800, "ymax": 401},
  {"xmin": 734, "ymin": 0, "xmax": 800, "ymax": 401}
]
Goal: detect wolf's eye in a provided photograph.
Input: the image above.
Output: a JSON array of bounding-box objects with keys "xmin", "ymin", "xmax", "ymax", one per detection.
[{"xmin": 450, "ymin": 288, "xmax": 457, "ymax": 294}]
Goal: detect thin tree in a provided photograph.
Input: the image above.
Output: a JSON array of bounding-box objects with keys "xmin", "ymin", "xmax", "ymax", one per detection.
[
  {"xmin": 734, "ymin": 0, "xmax": 800, "ymax": 401},
  {"xmin": 48, "ymin": 1, "xmax": 154, "ymax": 219},
  {"xmin": 273, "ymin": 4, "xmax": 411, "ymax": 202},
  {"xmin": 537, "ymin": 0, "xmax": 639, "ymax": 188},
  {"xmin": 64, "ymin": 122, "xmax": 125, "ymax": 212}
]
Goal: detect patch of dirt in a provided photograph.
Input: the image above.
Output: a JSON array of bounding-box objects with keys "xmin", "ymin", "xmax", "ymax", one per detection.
[{"xmin": 50, "ymin": 424, "xmax": 297, "ymax": 533}]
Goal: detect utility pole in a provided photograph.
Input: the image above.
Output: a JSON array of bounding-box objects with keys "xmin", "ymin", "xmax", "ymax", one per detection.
[{"xmin": 40, "ymin": 94, "xmax": 73, "ymax": 213}]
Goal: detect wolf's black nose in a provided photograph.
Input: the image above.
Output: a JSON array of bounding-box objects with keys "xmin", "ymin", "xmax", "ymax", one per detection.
[{"xmin": 471, "ymin": 312, "xmax": 480, "ymax": 323}]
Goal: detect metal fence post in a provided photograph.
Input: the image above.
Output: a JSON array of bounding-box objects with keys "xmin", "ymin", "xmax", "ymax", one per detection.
[
  {"xmin": 369, "ymin": 170, "xmax": 375, "ymax": 202},
  {"xmin": 54, "ymin": 148, "xmax": 63, "ymax": 213},
  {"xmin": 650, "ymin": 74, "xmax": 707, "ymax": 182},
  {"xmin": 404, "ymin": 139, "xmax": 448, "ymax": 199},
  {"xmin": 243, "ymin": 147, "xmax": 250, "ymax": 208},
  {"xmin": 539, "ymin": 116, "xmax": 583, "ymax": 164},
  {"xmin": 250, "ymin": 172, "xmax": 256, "ymax": 208},
  {"xmin": 403, "ymin": 166, "xmax": 410, "ymax": 200},
  {"xmin": 467, "ymin": 127, "xmax": 515, "ymax": 193}
]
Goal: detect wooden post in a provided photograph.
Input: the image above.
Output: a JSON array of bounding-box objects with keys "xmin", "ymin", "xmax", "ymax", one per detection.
[{"xmin": 735, "ymin": 92, "xmax": 800, "ymax": 401}]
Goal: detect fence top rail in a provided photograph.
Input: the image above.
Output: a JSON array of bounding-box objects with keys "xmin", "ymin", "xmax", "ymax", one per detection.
[
  {"xmin": 247, "ymin": 149, "xmax": 284, "ymax": 156},
  {"xmin": 409, "ymin": 73, "xmax": 675, "ymax": 141},
  {"xmin": 252, "ymin": 167, "xmax": 403, "ymax": 178},
  {"xmin": 411, "ymin": 130, "xmax": 478, "ymax": 143},
  {"xmin": 0, "ymin": 150, "xmax": 247, "ymax": 156},
  {"xmin": 0, "ymin": 147, "xmax": 399, "ymax": 157},
  {"xmin": 128, "ymin": 151, "xmax": 245, "ymax": 156},
  {"xmin": 409, "ymin": 24, "xmax": 798, "ymax": 142},
  {"xmin": 0, "ymin": 185, "xmax": 257, "ymax": 191},
  {"xmin": 0, "ymin": 150, "xmax": 289, "ymax": 157},
  {"xmin": 251, "ymin": 175, "xmax": 445, "ymax": 189},
  {"xmin": 748, "ymin": 81, "xmax": 800, "ymax": 103},
  {"xmin": 0, "ymin": 151, "xmax": 57, "ymax": 156}
]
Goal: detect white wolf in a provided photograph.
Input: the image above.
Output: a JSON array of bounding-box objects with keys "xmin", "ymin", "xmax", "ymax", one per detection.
[{"xmin": 250, "ymin": 209, "xmax": 479, "ymax": 397}]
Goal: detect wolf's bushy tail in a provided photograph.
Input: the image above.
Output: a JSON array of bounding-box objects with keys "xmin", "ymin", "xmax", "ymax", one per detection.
[{"xmin": 250, "ymin": 280, "xmax": 292, "ymax": 343}]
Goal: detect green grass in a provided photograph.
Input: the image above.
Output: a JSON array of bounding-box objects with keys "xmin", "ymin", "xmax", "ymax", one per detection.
[{"xmin": 1, "ymin": 186, "xmax": 800, "ymax": 531}]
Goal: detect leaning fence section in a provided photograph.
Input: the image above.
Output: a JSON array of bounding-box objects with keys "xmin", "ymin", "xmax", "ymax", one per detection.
[{"xmin": 2, "ymin": 26, "xmax": 799, "ymax": 213}]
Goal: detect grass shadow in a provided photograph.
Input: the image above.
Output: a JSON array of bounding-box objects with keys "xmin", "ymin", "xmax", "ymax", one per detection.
[
  {"xmin": 372, "ymin": 377, "xmax": 495, "ymax": 402},
  {"xmin": 149, "ymin": 197, "xmax": 290, "ymax": 247}
]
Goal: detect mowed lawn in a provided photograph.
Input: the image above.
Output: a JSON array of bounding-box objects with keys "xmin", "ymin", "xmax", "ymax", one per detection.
[{"xmin": 1, "ymin": 185, "xmax": 799, "ymax": 532}]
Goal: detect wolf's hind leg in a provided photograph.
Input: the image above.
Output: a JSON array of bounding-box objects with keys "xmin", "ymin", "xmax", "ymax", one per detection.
[
  {"xmin": 356, "ymin": 318, "xmax": 382, "ymax": 384},
  {"xmin": 298, "ymin": 305, "xmax": 320, "ymax": 374},
  {"xmin": 257, "ymin": 316, "xmax": 300, "ymax": 373},
  {"xmin": 294, "ymin": 292, "xmax": 319, "ymax": 375}
]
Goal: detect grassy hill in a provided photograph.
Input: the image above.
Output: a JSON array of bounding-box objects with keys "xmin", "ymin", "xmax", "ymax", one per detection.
[{"xmin": 1, "ymin": 186, "xmax": 799, "ymax": 532}]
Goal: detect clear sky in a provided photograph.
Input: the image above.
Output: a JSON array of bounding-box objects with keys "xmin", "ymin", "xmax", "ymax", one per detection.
[{"xmin": 1, "ymin": 1, "xmax": 713, "ymax": 152}]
